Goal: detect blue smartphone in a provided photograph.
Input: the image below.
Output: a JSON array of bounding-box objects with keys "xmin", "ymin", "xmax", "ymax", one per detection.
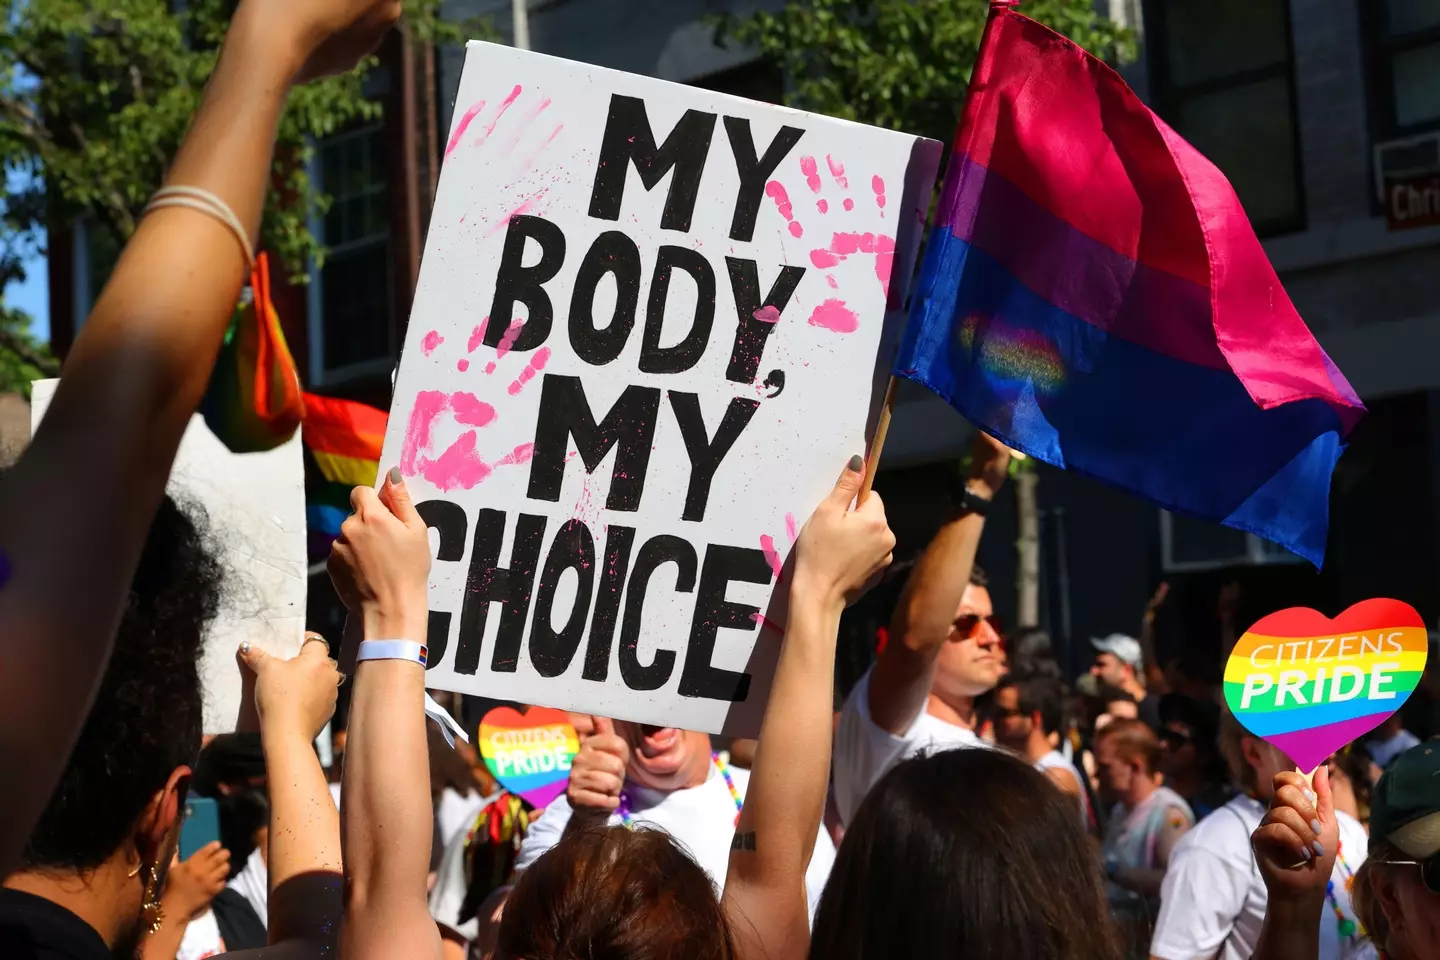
[{"xmin": 179, "ymin": 796, "xmax": 221, "ymax": 861}]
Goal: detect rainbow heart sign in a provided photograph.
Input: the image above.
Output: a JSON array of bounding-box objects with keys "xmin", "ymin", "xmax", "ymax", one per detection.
[
  {"xmin": 479, "ymin": 706, "xmax": 580, "ymax": 809},
  {"xmin": 1224, "ymin": 599, "xmax": 1428, "ymax": 772}
]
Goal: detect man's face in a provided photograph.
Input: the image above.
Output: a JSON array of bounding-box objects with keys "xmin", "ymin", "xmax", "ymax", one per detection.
[
  {"xmin": 1094, "ymin": 736, "xmax": 1135, "ymax": 800},
  {"xmin": 934, "ymin": 584, "xmax": 1005, "ymax": 701},
  {"xmin": 1159, "ymin": 722, "xmax": 1196, "ymax": 777},
  {"xmin": 611, "ymin": 722, "xmax": 711, "ymax": 791},
  {"xmin": 992, "ymin": 685, "xmax": 1032, "ymax": 749},
  {"xmin": 1091, "ymin": 652, "xmax": 1130, "ymax": 688}
]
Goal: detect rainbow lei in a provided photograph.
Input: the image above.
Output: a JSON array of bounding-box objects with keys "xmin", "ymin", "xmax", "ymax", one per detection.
[
  {"xmin": 618, "ymin": 752, "xmax": 743, "ymax": 828},
  {"xmin": 1326, "ymin": 838, "xmax": 1361, "ymax": 942}
]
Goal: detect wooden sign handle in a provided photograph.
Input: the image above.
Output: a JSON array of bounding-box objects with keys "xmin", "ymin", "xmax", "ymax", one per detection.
[{"xmin": 859, "ymin": 377, "xmax": 898, "ymax": 503}]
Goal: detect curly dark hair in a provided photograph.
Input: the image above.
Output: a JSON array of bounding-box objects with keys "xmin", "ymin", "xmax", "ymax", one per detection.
[{"xmin": 21, "ymin": 493, "xmax": 223, "ymax": 870}]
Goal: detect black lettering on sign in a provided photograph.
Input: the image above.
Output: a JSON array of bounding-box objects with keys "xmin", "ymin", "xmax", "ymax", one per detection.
[
  {"xmin": 678, "ymin": 544, "xmax": 771, "ymax": 702},
  {"xmin": 668, "ymin": 393, "xmax": 761, "ymax": 522},
  {"xmin": 588, "ymin": 95, "xmax": 716, "ymax": 233},
  {"xmin": 528, "ymin": 375, "xmax": 661, "ymax": 512},
  {"xmin": 725, "ymin": 258, "xmax": 806, "ymax": 384},
  {"xmin": 416, "ymin": 500, "xmax": 469, "ymax": 669},
  {"xmin": 487, "ymin": 215, "xmax": 566, "ymax": 352},
  {"xmin": 453, "ymin": 509, "xmax": 547, "ymax": 675},
  {"xmin": 529, "ymin": 520, "xmax": 597, "ymax": 678},
  {"xmin": 569, "ymin": 231, "xmax": 642, "ymax": 366},
  {"xmin": 582, "ymin": 524, "xmax": 637, "ymax": 682},
  {"xmin": 723, "ymin": 117, "xmax": 805, "ymax": 243},
  {"xmin": 617, "ymin": 536, "xmax": 697, "ymax": 691},
  {"xmin": 640, "ymin": 246, "xmax": 716, "ymax": 375}
]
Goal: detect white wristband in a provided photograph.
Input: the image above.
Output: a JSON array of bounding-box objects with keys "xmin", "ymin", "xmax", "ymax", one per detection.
[
  {"xmin": 351, "ymin": 640, "xmax": 470, "ymax": 749},
  {"xmin": 356, "ymin": 639, "xmax": 428, "ymax": 667}
]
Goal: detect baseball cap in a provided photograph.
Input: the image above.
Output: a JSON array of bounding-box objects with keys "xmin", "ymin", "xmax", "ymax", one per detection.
[
  {"xmin": 1091, "ymin": 633, "xmax": 1143, "ymax": 669},
  {"xmin": 1371, "ymin": 741, "xmax": 1440, "ymax": 859}
]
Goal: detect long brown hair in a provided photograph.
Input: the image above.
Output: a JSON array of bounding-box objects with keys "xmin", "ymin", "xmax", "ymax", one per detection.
[
  {"xmin": 495, "ymin": 824, "xmax": 735, "ymax": 960},
  {"xmin": 810, "ymin": 748, "xmax": 1122, "ymax": 960}
]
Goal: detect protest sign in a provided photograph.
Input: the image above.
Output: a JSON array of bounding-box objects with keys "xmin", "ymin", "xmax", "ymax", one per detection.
[
  {"xmin": 383, "ymin": 42, "xmax": 940, "ymax": 734},
  {"xmin": 479, "ymin": 706, "xmax": 579, "ymax": 808},
  {"xmin": 31, "ymin": 379, "xmax": 306, "ymax": 733},
  {"xmin": 1224, "ymin": 598, "xmax": 1428, "ymax": 772}
]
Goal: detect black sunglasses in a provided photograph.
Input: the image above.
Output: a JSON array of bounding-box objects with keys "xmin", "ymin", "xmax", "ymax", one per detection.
[
  {"xmin": 1382, "ymin": 855, "xmax": 1440, "ymax": 895},
  {"xmin": 952, "ymin": 613, "xmax": 1004, "ymax": 640},
  {"xmin": 1160, "ymin": 728, "xmax": 1192, "ymax": 748}
]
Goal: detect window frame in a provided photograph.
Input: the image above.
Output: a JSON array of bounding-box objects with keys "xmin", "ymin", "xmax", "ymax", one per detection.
[
  {"xmin": 1361, "ymin": 0, "xmax": 1440, "ymax": 140},
  {"xmin": 1158, "ymin": 510, "xmax": 1306, "ymax": 572},
  {"xmin": 307, "ymin": 123, "xmax": 396, "ymax": 387},
  {"xmin": 1143, "ymin": 0, "xmax": 1308, "ymax": 236}
]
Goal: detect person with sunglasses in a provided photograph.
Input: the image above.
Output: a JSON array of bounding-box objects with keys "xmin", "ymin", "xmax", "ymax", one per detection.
[
  {"xmin": 1152, "ymin": 710, "xmax": 1373, "ymax": 960},
  {"xmin": 831, "ymin": 431, "xmax": 1011, "ymax": 825},
  {"xmin": 1253, "ymin": 741, "xmax": 1439, "ymax": 960},
  {"xmin": 1158, "ymin": 693, "xmax": 1233, "ymax": 820}
]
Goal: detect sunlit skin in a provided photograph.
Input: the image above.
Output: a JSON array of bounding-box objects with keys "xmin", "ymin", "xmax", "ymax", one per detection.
[{"xmin": 928, "ymin": 584, "xmax": 1005, "ymax": 727}]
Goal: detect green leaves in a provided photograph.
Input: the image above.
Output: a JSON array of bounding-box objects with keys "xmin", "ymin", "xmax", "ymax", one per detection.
[{"xmin": 716, "ymin": 0, "xmax": 1133, "ymax": 145}]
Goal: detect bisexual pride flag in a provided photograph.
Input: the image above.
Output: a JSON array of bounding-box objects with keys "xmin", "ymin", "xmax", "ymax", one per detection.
[{"xmin": 894, "ymin": 6, "xmax": 1365, "ymax": 566}]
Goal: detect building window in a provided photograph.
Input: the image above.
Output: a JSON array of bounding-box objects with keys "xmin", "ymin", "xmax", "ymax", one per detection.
[
  {"xmin": 1159, "ymin": 511, "xmax": 1303, "ymax": 571},
  {"xmin": 1365, "ymin": 0, "xmax": 1440, "ymax": 137},
  {"xmin": 1145, "ymin": 0, "xmax": 1305, "ymax": 236},
  {"xmin": 313, "ymin": 124, "xmax": 394, "ymax": 383}
]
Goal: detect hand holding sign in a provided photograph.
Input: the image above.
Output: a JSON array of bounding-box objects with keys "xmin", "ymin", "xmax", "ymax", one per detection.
[
  {"xmin": 1252, "ymin": 767, "xmax": 1338, "ymax": 902},
  {"xmin": 567, "ymin": 716, "xmax": 629, "ymax": 817},
  {"xmin": 1224, "ymin": 598, "xmax": 1428, "ymax": 773}
]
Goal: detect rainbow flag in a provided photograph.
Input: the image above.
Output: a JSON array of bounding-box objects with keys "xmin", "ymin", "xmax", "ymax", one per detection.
[
  {"xmin": 893, "ymin": 6, "xmax": 1364, "ymax": 567},
  {"xmin": 302, "ymin": 393, "xmax": 387, "ymax": 558}
]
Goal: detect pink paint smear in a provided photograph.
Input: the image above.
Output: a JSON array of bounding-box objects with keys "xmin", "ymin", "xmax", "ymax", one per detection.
[
  {"xmin": 421, "ymin": 330, "xmax": 445, "ymax": 356},
  {"xmin": 759, "ymin": 534, "xmax": 783, "ymax": 577},
  {"xmin": 873, "ymin": 175, "xmax": 887, "ymax": 213},
  {"xmin": 475, "ymin": 85, "xmax": 523, "ymax": 147},
  {"xmin": 826, "ymin": 155, "xmax": 849, "ymax": 188},
  {"xmin": 800, "ymin": 156, "xmax": 822, "ymax": 193},
  {"xmin": 785, "ymin": 512, "xmax": 798, "ymax": 542},
  {"xmin": 521, "ymin": 124, "xmax": 564, "ymax": 174},
  {"xmin": 749, "ymin": 611, "xmax": 785, "ymax": 635},
  {"xmin": 444, "ymin": 101, "xmax": 485, "ymax": 159},
  {"xmin": 809, "ymin": 231, "xmax": 896, "ymax": 293},
  {"xmin": 809, "ymin": 298, "xmax": 859, "ymax": 334},
  {"xmin": 764, "ymin": 181, "xmax": 803, "ymax": 238},
  {"xmin": 397, "ymin": 391, "xmax": 532, "ymax": 493},
  {"xmin": 506, "ymin": 97, "xmax": 552, "ymax": 154},
  {"xmin": 753, "ymin": 306, "xmax": 781, "ymax": 324},
  {"xmin": 467, "ymin": 317, "xmax": 490, "ymax": 353},
  {"xmin": 507, "ymin": 346, "xmax": 552, "ymax": 395},
  {"xmin": 487, "ymin": 189, "xmax": 549, "ymax": 238}
]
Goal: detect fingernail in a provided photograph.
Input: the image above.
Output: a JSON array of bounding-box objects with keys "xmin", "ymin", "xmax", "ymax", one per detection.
[
  {"xmin": 1302, "ymin": 846, "xmax": 1313, "ymax": 861},
  {"xmin": 239, "ymin": 640, "xmax": 251, "ymax": 655},
  {"xmin": 1310, "ymin": 819, "xmax": 1322, "ymax": 836},
  {"xmin": 1313, "ymin": 840, "xmax": 1325, "ymax": 857},
  {"xmin": 848, "ymin": 454, "xmax": 864, "ymax": 472},
  {"xmin": 1305, "ymin": 790, "xmax": 1317, "ymax": 805},
  {"xmin": 389, "ymin": 466, "xmax": 403, "ymax": 485}
]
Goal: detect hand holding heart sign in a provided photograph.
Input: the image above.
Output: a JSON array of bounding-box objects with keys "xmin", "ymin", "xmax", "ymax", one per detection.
[
  {"xmin": 1224, "ymin": 598, "xmax": 1428, "ymax": 773},
  {"xmin": 479, "ymin": 706, "xmax": 580, "ymax": 809},
  {"xmin": 566, "ymin": 717, "xmax": 629, "ymax": 818}
]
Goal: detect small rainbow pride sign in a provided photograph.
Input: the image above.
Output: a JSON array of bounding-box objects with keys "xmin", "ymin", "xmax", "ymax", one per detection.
[
  {"xmin": 479, "ymin": 706, "xmax": 580, "ymax": 809},
  {"xmin": 1224, "ymin": 598, "xmax": 1428, "ymax": 773}
]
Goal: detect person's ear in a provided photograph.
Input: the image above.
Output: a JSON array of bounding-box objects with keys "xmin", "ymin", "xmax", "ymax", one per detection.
[
  {"xmin": 1373, "ymin": 866, "xmax": 1406, "ymax": 934},
  {"xmin": 1240, "ymin": 735, "xmax": 1265, "ymax": 773},
  {"xmin": 138, "ymin": 766, "xmax": 192, "ymax": 864}
]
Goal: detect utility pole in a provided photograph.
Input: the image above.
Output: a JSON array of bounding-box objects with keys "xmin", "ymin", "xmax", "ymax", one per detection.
[{"xmin": 512, "ymin": 0, "xmax": 530, "ymax": 50}]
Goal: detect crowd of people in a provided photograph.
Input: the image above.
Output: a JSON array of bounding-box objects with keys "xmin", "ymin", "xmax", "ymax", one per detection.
[{"xmin": 2, "ymin": 2, "xmax": 1439, "ymax": 959}]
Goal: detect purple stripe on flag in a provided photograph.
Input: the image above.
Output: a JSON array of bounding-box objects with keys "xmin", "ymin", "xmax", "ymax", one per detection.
[{"xmin": 939, "ymin": 154, "xmax": 1226, "ymax": 372}]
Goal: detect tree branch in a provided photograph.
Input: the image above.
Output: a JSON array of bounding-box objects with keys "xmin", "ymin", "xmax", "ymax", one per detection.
[{"xmin": 0, "ymin": 326, "xmax": 59, "ymax": 377}]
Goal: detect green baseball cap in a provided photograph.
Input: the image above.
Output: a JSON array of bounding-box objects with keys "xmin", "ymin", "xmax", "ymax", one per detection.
[{"xmin": 1371, "ymin": 741, "xmax": 1440, "ymax": 859}]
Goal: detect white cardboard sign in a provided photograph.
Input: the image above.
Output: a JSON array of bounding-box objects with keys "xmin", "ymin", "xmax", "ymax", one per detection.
[
  {"xmin": 30, "ymin": 380, "xmax": 306, "ymax": 734},
  {"xmin": 386, "ymin": 41, "xmax": 940, "ymax": 734}
]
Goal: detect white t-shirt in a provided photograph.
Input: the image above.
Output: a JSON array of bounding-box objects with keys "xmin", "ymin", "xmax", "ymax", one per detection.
[
  {"xmin": 436, "ymin": 787, "xmax": 489, "ymax": 848},
  {"xmin": 226, "ymin": 846, "xmax": 269, "ymax": 929},
  {"xmin": 1151, "ymin": 795, "xmax": 1376, "ymax": 960},
  {"xmin": 515, "ymin": 762, "xmax": 835, "ymax": 921},
  {"xmin": 1035, "ymin": 749, "xmax": 1092, "ymax": 829},
  {"xmin": 176, "ymin": 910, "xmax": 226, "ymax": 960},
  {"xmin": 833, "ymin": 667, "xmax": 987, "ymax": 824}
]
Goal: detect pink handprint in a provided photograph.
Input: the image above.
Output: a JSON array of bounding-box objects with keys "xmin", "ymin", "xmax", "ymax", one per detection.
[{"xmin": 764, "ymin": 154, "xmax": 894, "ymax": 334}]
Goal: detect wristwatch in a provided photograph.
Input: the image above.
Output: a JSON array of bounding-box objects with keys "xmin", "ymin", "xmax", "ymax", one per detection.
[{"xmin": 954, "ymin": 484, "xmax": 992, "ymax": 517}]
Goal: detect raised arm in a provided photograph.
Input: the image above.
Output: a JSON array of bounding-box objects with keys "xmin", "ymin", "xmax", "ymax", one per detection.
[
  {"xmin": 866, "ymin": 432, "xmax": 1009, "ymax": 733},
  {"xmin": 724, "ymin": 457, "xmax": 895, "ymax": 960},
  {"xmin": 1249, "ymin": 767, "xmax": 1336, "ymax": 960},
  {"xmin": 330, "ymin": 470, "xmax": 444, "ymax": 960},
  {"xmin": 0, "ymin": 0, "xmax": 399, "ymax": 875}
]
